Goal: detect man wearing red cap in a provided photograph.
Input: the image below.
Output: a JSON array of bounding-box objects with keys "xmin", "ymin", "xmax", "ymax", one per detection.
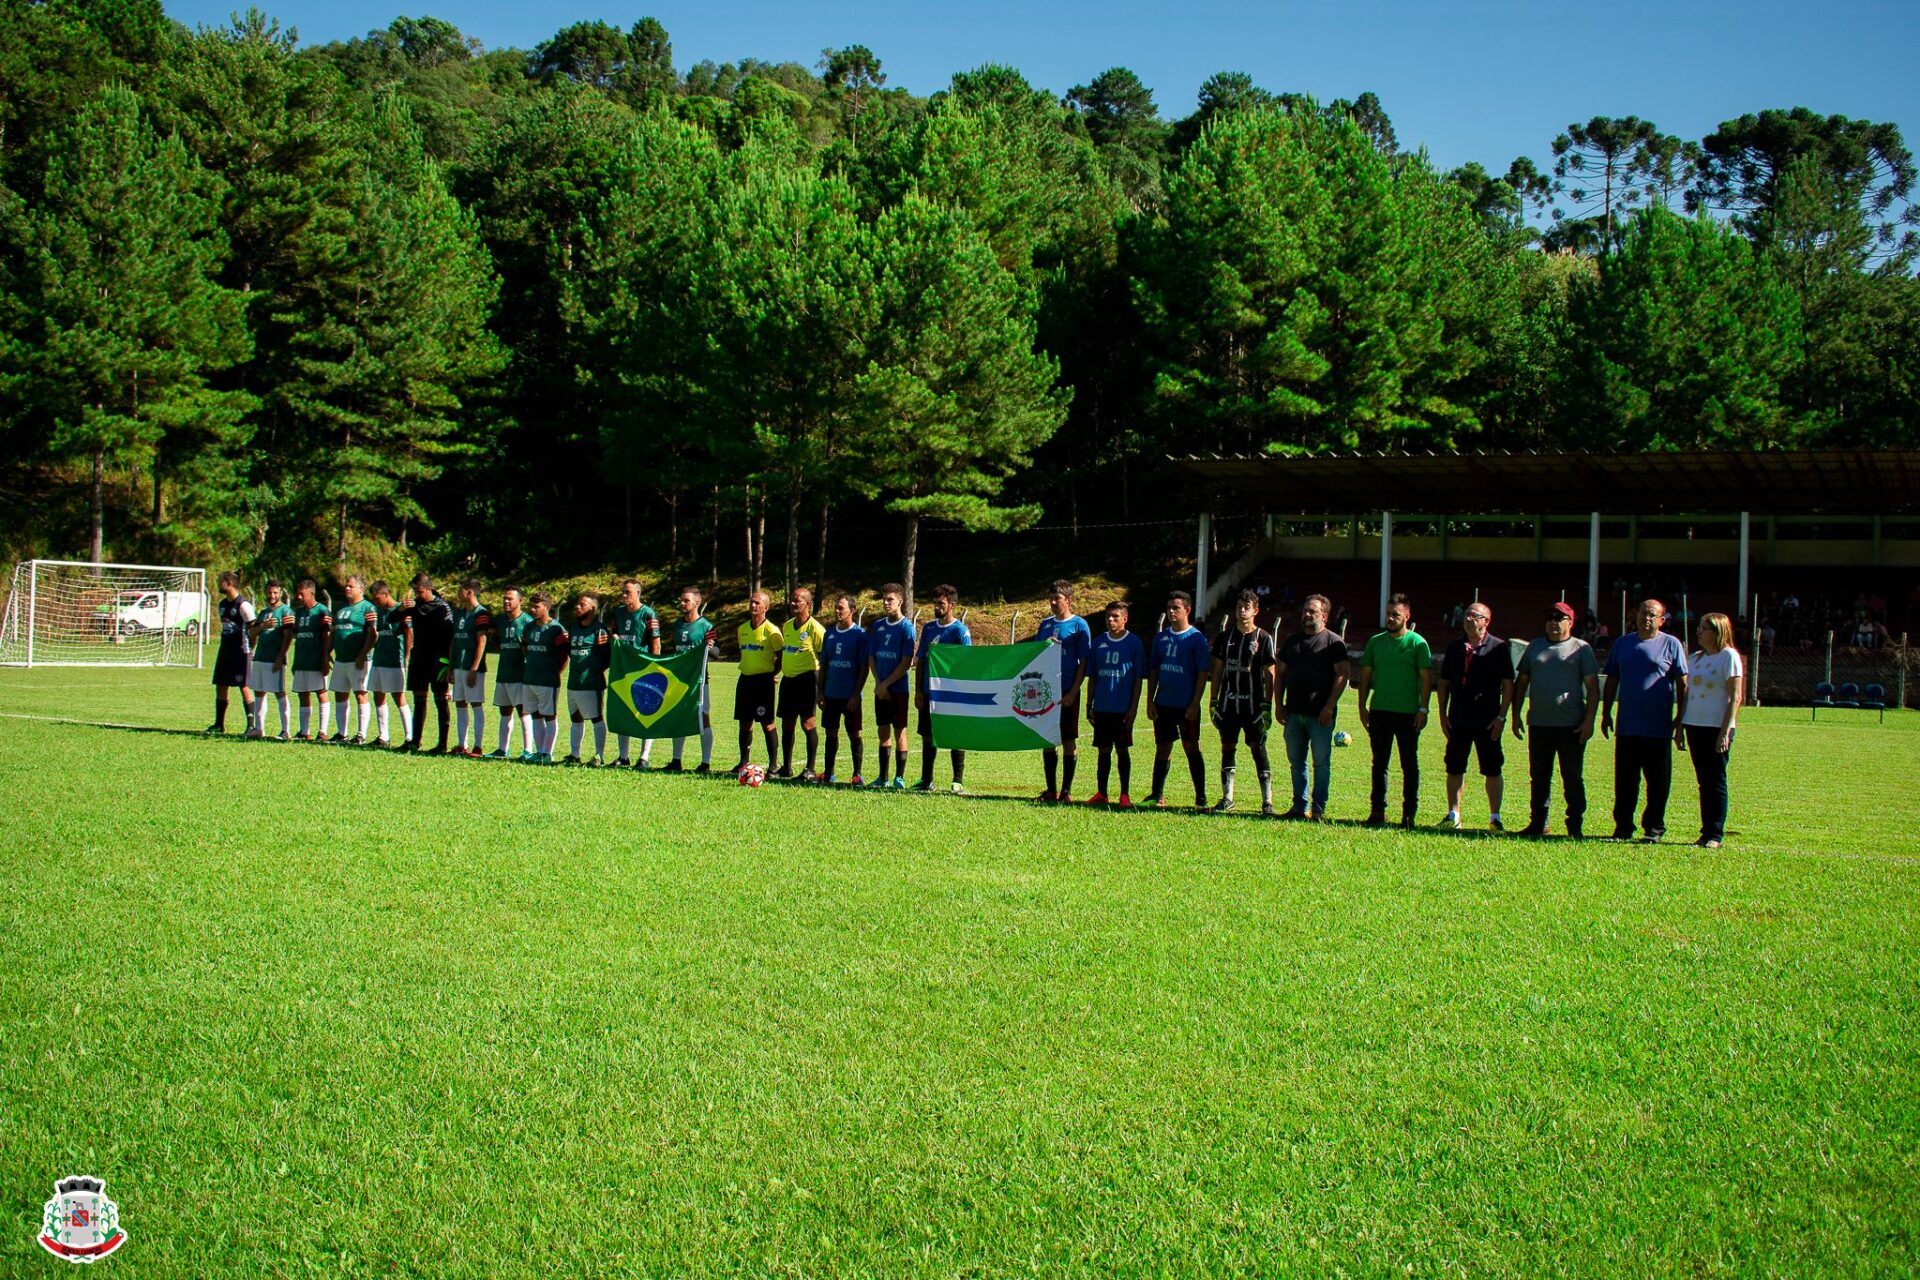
[{"xmin": 1511, "ymin": 602, "xmax": 1600, "ymax": 837}]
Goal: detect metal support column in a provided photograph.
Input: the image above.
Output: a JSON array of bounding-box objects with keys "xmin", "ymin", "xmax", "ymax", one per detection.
[
  {"xmin": 1587, "ymin": 512, "xmax": 1601, "ymax": 618},
  {"xmin": 1378, "ymin": 511, "xmax": 1394, "ymax": 627},
  {"xmin": 1737, "ymin": 512, "xmax": 1751, "ymax": 622},
  {"xmin": 1195, "ymin": 512, "xmax": 1211, "ymax": 621}
]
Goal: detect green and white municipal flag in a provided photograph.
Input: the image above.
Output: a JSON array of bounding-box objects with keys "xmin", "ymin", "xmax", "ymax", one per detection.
[
  {"xmin": 926, "ymin": 639, "xmax": 1064, "ymax": 751},
  {"xmin": 606, "ymin": 640, "xmax": 705, "ymax": 739}
]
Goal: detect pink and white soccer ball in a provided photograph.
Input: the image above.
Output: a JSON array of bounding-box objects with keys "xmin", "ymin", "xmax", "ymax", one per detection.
[{"xmin": 738, "ymin": 764, "xmax": 766, "ymax": 787}]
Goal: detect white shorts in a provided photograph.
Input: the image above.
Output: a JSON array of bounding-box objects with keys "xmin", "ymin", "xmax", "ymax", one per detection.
[
  {"xmin": 292, "ymin": 669, "xmax": 327, "ymax": 694},
  {"xmin": 328, "ymin": 663, "xmax": 370, "ymax": 694},
  {"xmin": 520, "ymin": 685, "xmax": 557, "ymax": 717},
  {"xmin": 568, "ymin": 689, "xmax": 603, "ymax": 720},
  {"xmin": 369, "ymin": 666, "xmax": 406, "ymax": 695},
  {"xmin": 452, "ymin": 668, "xmax": 487, "ymax": 703},
  {"xmin": 249, "ymin": 661, "xmax": 284, "ymax": 694},
  {"xmin": 493, "ymin": 681, "xmax": 523, "ymax": 710}
]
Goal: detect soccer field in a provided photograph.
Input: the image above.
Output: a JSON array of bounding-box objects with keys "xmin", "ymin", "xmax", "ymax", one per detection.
[{"xmin": 2, "ymin": 664, "xmax": 1916, "ymax": 1276}]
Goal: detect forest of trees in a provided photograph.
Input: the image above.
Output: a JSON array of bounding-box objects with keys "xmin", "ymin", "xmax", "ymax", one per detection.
[{"xmin": 2, "ymin": 2, "xmax": 1916, "ymax": 599}]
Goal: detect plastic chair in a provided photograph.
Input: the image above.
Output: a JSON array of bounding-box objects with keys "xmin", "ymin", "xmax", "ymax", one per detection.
[
  {"xmin": 1860, "ymin": 683, "xmax": 1887, "ymax": 723},
  {"xmin": 1833, "ymin": 681, "xmax": 1861, "ymax": 710},
  {"xmin": 1811, "ymin": 681, "xmax": 1835, "ymax": 720}
]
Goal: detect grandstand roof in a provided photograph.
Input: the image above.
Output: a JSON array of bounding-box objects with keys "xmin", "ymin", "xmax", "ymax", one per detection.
[{"xmin": 1170, "ymin": 448, "xmax": 1920, "ymax": 516}]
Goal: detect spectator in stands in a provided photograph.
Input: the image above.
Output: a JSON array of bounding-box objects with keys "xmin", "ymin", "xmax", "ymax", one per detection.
[
  {"xmin": 1601, "ymin": 599, "xmax": 1689, "ymax": 844},
  {"xmin": 1677, "ymin": 611, "xmax": 1743, "ymax": 850},
  {"xmin": 1436, "ymin": 603, "xmax": 1515, "ymax": 831},
  {"xmin": 1276, "ymin": 593, "xmax": 1350, "ymax": 821},
  {"xmin": 1356, "ymin": 594, "xmax": 1431, "ymax": 829},
  {"xmin": 1513, "ymin": 602, "xmax": 1600, "ymax": 838}
]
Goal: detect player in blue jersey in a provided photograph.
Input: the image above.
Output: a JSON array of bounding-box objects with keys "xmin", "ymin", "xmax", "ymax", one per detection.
[
  {"xmin": 1146, "ymin": 590, "xmax": 1212, "ymax": 809},
  {"xmin": 866, "ymin": 584, "xmax": 916, "ymax": 789},
  {"xmin": 913, "ymin": 584, "xmax": 972, "ymax": 793},
  {"xmin": 1028, "ymin": 579, "xmax": 1092, "ymax": 803},
  {"xmin": 1087, "ymin": 601, "xmax": 1146, "ymax": 806},
  {"xmin": 817, "ymin": 594, "xmax": 869, "ymax": 784}
]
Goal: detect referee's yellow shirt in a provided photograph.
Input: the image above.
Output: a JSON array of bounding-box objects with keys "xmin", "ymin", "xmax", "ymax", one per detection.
[
  {"xmin": 781, "ymin": 616, "xmax": 827, "ymax": 676},
  {"xmin": 738, "ymin": 619, "xmax": 783, "ymax": 675}
]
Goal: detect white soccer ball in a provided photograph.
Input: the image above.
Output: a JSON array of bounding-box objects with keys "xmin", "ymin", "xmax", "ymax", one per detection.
[{"xmin": 1333, "ymin": 730, "xmax": 1352, "ymax": 748}]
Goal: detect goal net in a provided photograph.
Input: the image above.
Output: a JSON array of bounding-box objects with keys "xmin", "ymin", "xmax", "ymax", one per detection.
[{"xmin": 0, "ymin": 560, "xmax": 207, "ymax": 667}]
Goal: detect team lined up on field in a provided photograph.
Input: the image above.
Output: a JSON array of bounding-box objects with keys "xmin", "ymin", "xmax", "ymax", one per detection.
[{"xmin": 207, "ymin": 572, "xmax": 1744, "ymax": 837}]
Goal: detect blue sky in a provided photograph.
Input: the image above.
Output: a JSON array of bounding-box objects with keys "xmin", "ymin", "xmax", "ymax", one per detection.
[{"xmin": 165, "ymin": 0, "xmax": 1918, "ymax": 175}]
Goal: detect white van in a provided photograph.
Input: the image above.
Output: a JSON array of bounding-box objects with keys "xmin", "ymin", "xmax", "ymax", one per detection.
[{"xmin": 96, "ymin": 590, "xmax": 205, "ymax": 637}]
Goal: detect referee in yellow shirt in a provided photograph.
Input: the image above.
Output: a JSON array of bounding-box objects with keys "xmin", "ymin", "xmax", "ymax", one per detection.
[
  {"xmin": 735, "ymin": 589, "xmax": 782, "ymax": 773},
  {"xmin": 779, "ymin": 587, "xmax": 828, "ymax": 780}
]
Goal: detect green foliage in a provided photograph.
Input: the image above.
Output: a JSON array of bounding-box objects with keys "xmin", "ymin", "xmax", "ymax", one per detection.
[{"xmin": 1065, "ymin": 67, "xmax": 1168, "ymax": 210}]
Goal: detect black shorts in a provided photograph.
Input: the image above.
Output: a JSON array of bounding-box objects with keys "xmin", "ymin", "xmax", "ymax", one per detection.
[
  {"xmin": 1057, "ymin": 696, "xmax": 1081, "ymax": 744},
  {"xmin": 1152, "ymin": 707, "xmax": 1201, "ymax": 747},
  {"xmin": 1213, "ymin": 708, "xmax": 1268, "ymax": 748},
  {"xmin": 735, "ymin": 672, "xmax": 776, "ymax": 725},
  {"xmin": 1091, "ymin": 710, "xmax": 1133, "ymax": 749},
  {"xmin": 821, "ymin": 694, "xmax": 862, "ymax": 733},
  {"xmin": 407, "ymin": 657, "xmax": 450, "ymax": 693},
  {"xmin": 778, "ymin": 670, "xmax": 818, "ymax": 719},
  {"xmin": 1444, "ymin": 722, "xmax": 1505, "ymax": 776},
  {"xmin": 212, "ymin": 647, "xmax": 251, "ymax": 687},
  {"xmin": 872, "ymin": 685, "xmax": 910, "ymax": 729}
]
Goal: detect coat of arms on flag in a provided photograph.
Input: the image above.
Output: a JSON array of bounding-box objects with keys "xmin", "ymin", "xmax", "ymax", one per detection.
[
  {"xmin": 925, "ymin": 639, "xmax": 1064, "ymax": 751},
  {"xmin": 605, "ymin": 640, "xmax": 705, "ymax": 738},
  {"xmin": 39, "ymin": 1175, "xmax": 125, "ymax": 1263}
]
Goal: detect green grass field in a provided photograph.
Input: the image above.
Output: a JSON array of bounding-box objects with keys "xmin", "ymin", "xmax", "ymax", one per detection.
[{"xmin": 2, "ymin": 664, "xmax": 1916, "ymax": 1277}]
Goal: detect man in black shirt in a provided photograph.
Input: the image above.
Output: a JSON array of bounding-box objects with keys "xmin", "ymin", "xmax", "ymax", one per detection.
[
  {"xmin": 1437, "ymin": 602, "xmax": 1516, "ymax": 830},
  {"xmin": 1277, "ymin": 593, "xmax": 1351, "ymax": 820},
  {"xmin": 403, "ymin": 572, "xmax": 455, "ymax": 753},
  {"xmin": 1208, "ymin": 589, "xmax": 1277, "ymax": 814},
  {"xmin": 209, "ymin": 571, "xmax": 254, "ymax": 735}
]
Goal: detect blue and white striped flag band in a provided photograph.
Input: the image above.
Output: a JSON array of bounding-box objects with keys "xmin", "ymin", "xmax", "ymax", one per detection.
[{"xmin": 925, "ymin": 640, "xmax": 1063, "ymax": 751}]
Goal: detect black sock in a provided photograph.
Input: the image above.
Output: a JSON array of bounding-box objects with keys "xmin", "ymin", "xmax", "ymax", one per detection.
[
  {"xmin": 1098, "ymin": 747, "xmax": 1112, "ymax": 794},
  {"xmin": 434, "ymin": 691, "xmax": 449, "ymax": 748},
  {"xmin": 738, "ymin": 723, "xmax": 753, "ymax": 763},
  {"xmin": 851, "ymin": 736, "xmax": 863, "ymax": 777},
  {"xmin": 805, "ymin": 727, "xmax": 818, "ymax": 772},
  {"xmin": 824, "ymin": 729, "xmax": 839, "ymax": 777},
  {"xmin": 877, "ymin": 745, "xmax": 890, "ymax": 782},
  {"xmin": 213, "ymin": 692, "xmax": 227, "ymax": 731},
  {"xmin": 1151, "ymin": 756, "xmax": 1170, "ymax": 798},
  {"xmin": 411, "ymin": 692, "xmax": 427, "ymax": 745},
  {"xmin": 1118, "ymin": 749, "xmax": 1133, "ymax": 795},
  {"xmin": 1043, "ymin": 750, "xmax": 1058, "ymax": 794},
  {"xmin": 781, "ymin": 720, "xmax": 795, "ymax": 770},
  {"xmin": 952, "ymin": 750, "xmax": 965, "ymax": 785},
  {"xmin": 1187, "ymin": 747, "xmax": 1206, "ymax": 802},
  {"xmin": 763, "ymin": 726, "xmax": 778, "ymax": 765},
  {"xmin": 1061, "ymin": 752, "xmax": 1077, "ymax": 794},
  {"xmin": 921, "ymin": 747, "xmax": 936, "ymax": 786}
]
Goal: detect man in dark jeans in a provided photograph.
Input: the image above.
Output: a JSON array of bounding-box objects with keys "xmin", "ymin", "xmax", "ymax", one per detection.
[
  {"xmin": 1512, "ymin": 602, "xmax": 1600, "ymax": 838},
  {"xmin": 402, "ymin": 573, "xmax": 456, "ymax": 753},
  {"xmin": 1356, "ymin": 594, "xmax": 1432, "ymax": 828},
  {"xmin": 1601, "ymin": 599, "xmax": 1689, "ymax": 842}
]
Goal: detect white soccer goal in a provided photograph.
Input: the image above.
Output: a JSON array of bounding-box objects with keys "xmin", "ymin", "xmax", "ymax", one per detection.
[{"xmin": 0, "ymin": 560, "xmax": 207, "ymax": 668}]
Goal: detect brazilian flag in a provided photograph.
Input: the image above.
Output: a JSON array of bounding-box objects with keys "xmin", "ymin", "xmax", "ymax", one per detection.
[{"xmin": 605, "ymin": 639, "xmax": 704, "ymax": 738}]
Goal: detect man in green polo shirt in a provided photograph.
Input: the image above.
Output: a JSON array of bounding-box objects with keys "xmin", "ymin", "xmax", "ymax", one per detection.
[
  {"xmin": 1356, "ymin": 593, "xmax": 1432, "ymax": 828},
  {"xmin": 327, "ymin": 575, "xmax": 378, "ymax": 745},
  {"xmin": 449, "ymin": 578, "xmax": 492, "ymax": 757},
  {"xmin": 369, "ymin": 581, "xmax": 412, "ymax": 747},
  {"xmin": 247, "ymin": 580, "xmax": 293, "ymax": 739},
  {"xmin": 565, "ymin": 592, "xmax": 611, "ymax": 766},
  {"xmin": 287, "ymin": 579, "xmax": 334, "ymax": 741},
  {"xmin": 519, "ymin": 593, "xmax": 568, "ymax": 763},
  {"xmin": 487, "ymin": 587, "xmax": 533, "ymax": 760}
]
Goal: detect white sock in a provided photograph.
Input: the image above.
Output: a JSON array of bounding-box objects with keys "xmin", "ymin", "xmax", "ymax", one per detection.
[
  {"xmin": 400, "ymin": 703, "xmax": 414, "ymax": 741},
  {"xmin": 593, "ymin": 720, "xmax": 606, "ymax": 758},
  {"xmin": 319, "ymin": 701, "xmax": 333, "ymax": 736},
  {"xmin": 570, "ymin": 720, "xmax": 584, "ymax": 758},
  {"xmin": 497, "ymin": 712, "xmax": 513, "ymax": 752},
  {"xmin": 277, "ymin": 698, "xmax": 290, "ymax": 736},
  {"xmin": 456, "ymin": 704, "xmax": 470, "ymax": 749},
  {"xmin": 639, "ymin": 738, "xmax": 653, "ymax": 765},
  {"xmin": 521, "ymin": 713, "xmax": 534, "ymax": 751},
  {"xmin": 377, "ymin": 703, "xmax": 390, "ymax": 742},
  {"xmin": 249, "ymin": 697, "xmax": 262, "ymax": 732},
  {"xmin": 672, "ymin": 736, "xmax": 685, "ymax": 764},
  {"xmin": 616, "ymin": 733, "xmax": 630, "ymax": 764},
  {"xmin": 543, "ymin": 719, "xmax": 559, "ymax": 754},
  {"xmin": 299, "ymin": 704, "xmax": 311, "ymax": 736},
  {"xmin": 700, "ymin": 726, "xmax": 713, "ymax": 764}
]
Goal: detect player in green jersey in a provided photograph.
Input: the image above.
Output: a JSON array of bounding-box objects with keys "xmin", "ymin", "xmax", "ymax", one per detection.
[
  {"xmin": 487, "ymin": 587, "xmax": 533, "ymax": 760},
  {"xmin": 565, "ymin": 591, "xmax": 612, "ymax": 766},
  {"xmin": 606, "ymin": 578, "xmax": 663, "ymax": 768},
  {"xmin": 665, "ymin": 585, "xmax": 715, "ymax": 772},
  {"xmin": 449, "ymin": 578, "xmax": 493, "ymax": 757},
  {"xmin": 368, "ymin": 581, "xmax": 413, "ymax": 747},
  {"xmin": 519, "ymin": 593, "xmax": 569, "ymax": 763},
  {"xmin": 286, "ymin": 579, "xmax": 335, "ymax": 740},
  {"xmin": 247, "ymin": 580, "xmax": 293, "ymax": 739},
  {"xmin": 326, "ymin": 575, "xmax": 378, "ymax": 745}
]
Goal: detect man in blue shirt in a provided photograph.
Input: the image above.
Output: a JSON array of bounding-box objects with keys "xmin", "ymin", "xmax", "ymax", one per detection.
[
  {"xmin": 1146, "ymin": 590, "xmax": 1212, "ymax": 809},
  {"xmin": 867, "ymin": 583, "xmax": 916, "ymax": 789},
  {"xmin": 818, "ymin": 594, "xmax": 869, "ymax": 785},
  {"xmin": 1029, "ymin": 579, "xmax": 1092, "ymax": 803},
  {"xmin": 1601, "ymin": 598, "xmax": 1690, "ymax": 842},
  {"xmin": 913, "ymin": 583, "xmax": 972, "ymax": 793},
  {"xmin": 1088, "ymin": 601, "xmax": 1146, "ymax": 806}
]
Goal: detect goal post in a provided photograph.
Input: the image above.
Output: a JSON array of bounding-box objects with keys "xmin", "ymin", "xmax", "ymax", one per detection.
[{"xmin": 1, "ymin": 560, "xmax": 208, "ymax": 668}]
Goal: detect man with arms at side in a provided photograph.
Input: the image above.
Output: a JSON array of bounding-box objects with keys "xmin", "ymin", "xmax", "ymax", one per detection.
[
  {"xmin": 326, "ymin": 575, "xmax": 378, "ymax": 745},
  {"xmin": 1086, "ymin": 601, "xmax": 1146, "ymax": 807},
  {"xmin": 487, "ymin": 587, "xmax": 532, "ymax": 760},
  {"xmin": 247, "ymin": 580, "xmax": 292, "ymax": 740},
  {"xmin": 914, "ymin": 584, "xmax": 972, "ymax": 793},
  {"xmin": 1355, "ymin": 593, "xmax": 1431, "ymax": 829},
  {"xmin": 1029, "ymin": 580, "xmax": 1092, "ymax": 803},
  {"xmin": 519, "ymin": 593, "xmax": 569, "ymax": 763},
  {"xmin": 368, "ymin": 581, "xmax": 413, "ymax": 748},
  {"xmin": 286, "ymin": 579, "xmax": 334, "ymax": 742},
  {"xmin": 665, "ymin": 586, "xmax": 715, "ymax": 773},
  {"xmin": 1145, "ymin": 590, "xmax": 1210, "ymax": 810},
  {"xmin": 778, "ymin": 587, "xmax": 828, "ymax": 781},
  {"xmin": 1601, "ymin": 598, "xmax": 1689, "ymax": 843},
  {"xmin": 1277, "ymin": 593, "xmax": 1350, "ymax": 821},
  {"xmin": 403, "ymin": 574, "xmax": 454, "ymax": 754},
  {"xmin": 210, "ymin": 571, "xmax": 254, "ymax": 736},
  {"xmin": 606, "ymin": 578, "xmax": 663, "ymax": 769},
  {"xmin": 818, "ymin": 594, "xmax": 869, "ymax": 785},
  {"xmin": 1512, "ymin": 602, "xmax": 1599, "ymax": 838},
  {"xmin": 735, "ymin": 590, "xmax": 782, "ymax": 774},
  {"xmin": 1436, "ymin": 603, "xmax": 1516, "ymax": 831},
  {"xmin": 1208, "ymin": 588, "xmax": 1277, "ymax": 815},
  {"xmin": 564, "ymin": 592, "xmax": 611, "ymax": 766},
  {"xmin": 866, "ymin": 584, "xmax": 916, "ymax": 789},
  {"xmin": 449, "ymin": 579, "xmax": 492, "ymax": 758}
]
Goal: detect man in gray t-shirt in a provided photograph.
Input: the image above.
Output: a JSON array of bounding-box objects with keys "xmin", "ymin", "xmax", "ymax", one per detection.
[{"xmin": 1511, "ymin": 602, "xmax": 1600, "ymax": 837}]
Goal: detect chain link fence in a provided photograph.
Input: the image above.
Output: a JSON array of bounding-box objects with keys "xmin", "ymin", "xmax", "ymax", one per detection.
[{"xmin": 1746, "ymin": 631, "xmax": 1913, "ymax": 709}]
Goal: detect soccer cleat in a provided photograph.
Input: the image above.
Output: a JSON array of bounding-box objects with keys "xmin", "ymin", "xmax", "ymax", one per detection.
[
  {"xmin": 485, "ymin": 749, "xmax": 508, "ymax": 760},
  {"xmin": 204, "ymin": 723, "xmax": 221, "ymax": 735},
  {"xmin": 423, "ymin": 745, "xmax": 448, "ymax": 756},
  {"xmin": 775, "ymin": 765, "xmax": 795, "ymax": 780},
  {"xmin": 1261, "ymin": 802, "xmax": 1278, "ymax": 817},
  {"xmin": 294, "ymin": 732, "xmax": 315, "ymax": 742},
  {"xmin": 633, "ymin": 758, "xmax": 651, "ymax": 771},
  {"xmin": 1036, "ymin": 789, "xmax": 1057, "ymax": 804},
  {"xmin": 799, "ymin": 769, "xmax": 819, "ymax": 784},
  {"xmin": 694, "ymin": 762, "xmax": 711, "ymax": 774},
  {"xmin": 614, "ymin": 758, "xmax": 630, "ymax": 770},
  {"xmin": 1058, "ymin": 792, "xmax": 1072, "ymax": 805},
  {"xmin": 1116, "ymin": 794, "xmax": 1133, "ymax": 808},
  {"xmin": 910, "ymin": 780, "xmax": 933, "ymax": 792},
  {"xmin": 1086, "ymin": 791, "xmax": 1107, "ymax": 806},
  {"xmin": 848, "ymin": 774, "xmax": 864, "ymax": 787},
  {"xmin": 586, "ymin": 757, "xmax": 603, "ymax": 768},
  {"xmin": 661, "ymin": 760, "xmax": 684, "ymax": 773},
  {"xmin": 353, "ymin": 735, "xmax": 371, "ymax": 747},
  {"xmin": 1702, "ymin": 838, "xmax": 1723, "ymax": 850},
  {"xmin": 889, "ymin": 777, "xmax": 907, "ymax": 791},
  {"xmin": 1401, "ymin": 814, "xmax": 1418, "ymax": 831},
  {"xmin": 1281, "ymin": 806, "xmax": 1308, "ymax": 821},
  {"xmin": 1143, "ymin": 793, "xmax": 1164, "ymax": 808},
  {"xmin": 1194, "ymin": 796, "xmax": 1210, "ymax": 811},
  {"xmin": 1565, "ymin": 822, "xmax": 1583, "ymax": 840},
  {"xmin": 327, "ymin": 731, "xmax": 349, "ymax": 745},
  {"xmin": 1438, "ymin": 813, "xmax": 1461, "ymax": 830},
  {"xmin": 866, "ymin": 776, "xmax": 888, "ymax": 788},
  {"xmin": 518, "ymin": 750, "xmax": 537, "ymax": 763},
  {"xmin": 1211, "ymin": 797, "xmax": 1236, "ymax": 814},
  {"xmin": 1488, "ymin": 817, "xmax": 1505, "ymax": 833},
  {"xmin": 1518, "ymin": 821, "xmax": 1548, "ymax": 837},
  {"xmin": 951, "ymin": 782, "xmax": 965, "ymax": 795}
]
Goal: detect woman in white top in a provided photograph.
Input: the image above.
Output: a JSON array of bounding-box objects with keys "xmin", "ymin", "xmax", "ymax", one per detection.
[{"xmin": 1677, "ymin": 611, "xmax": 1745, "ymax": 848}]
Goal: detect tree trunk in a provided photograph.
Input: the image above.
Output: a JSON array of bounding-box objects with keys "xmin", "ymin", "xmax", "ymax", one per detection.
[
  {"xmin": 743, "ymin": 486, "xmax": 755, "ymax": 598},
  {"xmin": 815, "ymin": 495, "xmax": 829, "ymax": 600},
  {"xmin": 151, "ymin": 445, "xmax": 165, "ymax": 533},
  {"xmin": 90, "ymin": 446, "xmax": 105, "ymax": 564},
  {"xmin": 784, "ymin": 475, "xmax": 801, "ymax": 603},
  {"xmin": 336, "ymin": 501, "xmax": 348, "ymax": 564},
  {"xmin": 709, "ymin": 484, "xmax": 720, "ymax": 587},
  {"xmin": 624, "ymin": 483, "xmax": 633, "ymax": 557},
  {"xmin": 668, "ymin": 489, "xmax": 679, "ymax": 578},
  {"xmin": 901, "ymin": 513, "xmax": 919, "ymax": 611}
]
